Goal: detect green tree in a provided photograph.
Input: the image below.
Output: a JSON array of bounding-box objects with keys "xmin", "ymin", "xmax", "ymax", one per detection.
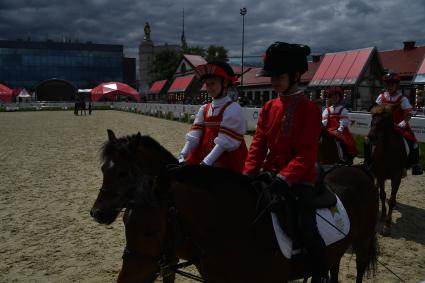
[
  {"xmin": 149, "ymin": 49, "xmax": 181, "ymax": 83},
  {"xmin": 206, "ymin": 45, "xmax": 229, "ymax": 62}
]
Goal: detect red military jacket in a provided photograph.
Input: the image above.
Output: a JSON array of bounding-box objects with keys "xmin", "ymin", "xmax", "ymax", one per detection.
[{"xmin": 243, "ymin": 92, "xmax": 321, "ymax": 185}]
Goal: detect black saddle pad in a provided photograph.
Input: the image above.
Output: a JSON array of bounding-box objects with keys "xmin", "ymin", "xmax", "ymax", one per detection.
[{"xmin": 315, "ymin": 186, "xmax": 337, "ymax": 209}]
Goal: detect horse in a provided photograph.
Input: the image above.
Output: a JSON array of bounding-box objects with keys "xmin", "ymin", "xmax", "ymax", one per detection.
[
  {"xmin": 318, "ymin": 127, "xmax": 345, "ymax": 165},
  {"xmin": 318, "ymin": 126, "xmax": 356, "ymax": 165},
  {"xmin": 90, "ymin": 130, "xmax": 201, "ymax": 283},
  {"xmin": 92, "ymin": 130, "xmax": 380, "ymax": 283},
  {"xmin": 74, "ymin": 101, "xmax": 86, "ymax": 116},
  {"xmin": 368, "ymin": 104, "xmax": 408, "ymax": 235}
]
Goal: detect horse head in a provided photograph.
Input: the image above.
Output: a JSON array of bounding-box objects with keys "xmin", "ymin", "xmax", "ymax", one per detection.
[
  {"xmin": 368, "ymin": 104, "xmax": 397, "ymax": 145},
  {"xmin": 318, "ymin": 126, "xmax": 340, "ymax": 164},
  {"xmin": 90, "ymin": 129, "xmax": 177, "ymax": 224}
]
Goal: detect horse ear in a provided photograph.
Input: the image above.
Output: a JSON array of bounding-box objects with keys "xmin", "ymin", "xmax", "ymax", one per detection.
[{"xmin": 107, "ymin": 129, "xmax": 117, "ymax": 141}]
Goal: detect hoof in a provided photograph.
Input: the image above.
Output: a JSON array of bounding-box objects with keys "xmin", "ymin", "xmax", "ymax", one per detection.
[{"xmin": 381, "ymin": 225, "xmax": 391, "ymax": 236}]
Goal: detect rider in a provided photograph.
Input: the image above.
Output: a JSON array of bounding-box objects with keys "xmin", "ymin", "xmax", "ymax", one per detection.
[
  {"xmin": 243, "ymin": 42, "xmax": 328, "ymax": 282},
  {"xmin": 364, "ymin": 72, "xmax": 423, "ymax": 175},
  {"xmin": 178, "ymin": 61, "xmax": 248, "ymax": 172},
  {"xmin": 322, "ymin": 86, "xmax": 358, "ymax": 164}
]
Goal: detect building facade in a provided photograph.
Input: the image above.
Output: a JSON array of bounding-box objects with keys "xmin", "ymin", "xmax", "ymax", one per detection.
[{"xmin": 0, "ymin": 39, "xmax": 135, "ymax": 90}]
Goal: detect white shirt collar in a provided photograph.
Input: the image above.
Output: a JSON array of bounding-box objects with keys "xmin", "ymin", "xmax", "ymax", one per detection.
[{"xmin": 212, "ymin": 96, "xmax": 231, "ymax": 107}]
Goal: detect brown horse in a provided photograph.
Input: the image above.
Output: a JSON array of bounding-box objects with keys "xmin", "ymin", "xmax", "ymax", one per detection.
[
  {"xmin": 368, "ymin": 104, "xmax": 408, "ymax": 235},
  {"xmin": 318, "ymin": 127, "xmax": 346, "ymax": 165},
  {"xmin": 93, "ymin": 131, "xmax": 380, "ymax": 283},
  {"xmin": 90, "ymin": 130, "xmax": 201, "ymax": 283}
]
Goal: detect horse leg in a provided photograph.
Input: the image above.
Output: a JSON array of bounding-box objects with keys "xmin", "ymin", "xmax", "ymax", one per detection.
[
  {"xmin": 377, "ymin": 178, "xmax": 386, "ymax": 223},
  {"xmin": 329, "ymin": 260, "xmax": 340, "ymax": 283},
  {"xmin": 383, "ymin": 175, "xmax": 402, "ymax": 235}
]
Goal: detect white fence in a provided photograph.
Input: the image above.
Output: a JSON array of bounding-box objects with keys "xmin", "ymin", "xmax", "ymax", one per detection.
[
  {"xmin": 113, "ymin": 102, "xmax": 425, "ymax": 142},
  {"xmin": 3, "ymin": 101, "xmax": 425, "ymax": 142}
]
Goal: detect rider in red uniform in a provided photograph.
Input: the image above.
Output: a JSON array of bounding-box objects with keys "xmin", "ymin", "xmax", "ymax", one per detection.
[
  {"xmin": 178, "ymin": 61, "xmax": 248, "ymax": 172},
  {"xmin": 365, "ymin": 72, "xmax": 423, "ymax": 175},
  {"xmin": 322, "ymin": 86, "xmax": 358, "ymax": 164},
  {"xmin": 243, "ymin": 42, "xmax": 328, "ymax": 282}
]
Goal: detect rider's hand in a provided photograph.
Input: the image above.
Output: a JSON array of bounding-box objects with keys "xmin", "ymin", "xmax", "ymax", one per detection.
[
  {"xmin": 177, "ymin": 153, "xmax": 186, "ymax": 164},
  {"xmin": 268, "ymin": 176, "xmax": 290, "ymax": 196},
  {"xmin": 397, "ymin": 120, "xmax": 407, "ymax": 129}
]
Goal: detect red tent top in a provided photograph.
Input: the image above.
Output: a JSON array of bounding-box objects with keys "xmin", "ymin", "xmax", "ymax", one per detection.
[
  {"xmin": 309, "ymin": 47, "xmax": 375, "ymax": 87},
  {"xmin": 379, "ymin": 45, "xmax": 425, "ymax": 77},
  {"xmin": 149, "ymin": 80, "xmax": 167, "ymax": 94},
  {"xmin": 91, "ymin": 82, "xmax": 140, "ymax": 102},
  {"xmin": 0, "ymin": 83, "xmax": 14, "ymax": 103},
  {"xmin": 168, "ymin": 75, "xmax": 194, "ymax": 93}
]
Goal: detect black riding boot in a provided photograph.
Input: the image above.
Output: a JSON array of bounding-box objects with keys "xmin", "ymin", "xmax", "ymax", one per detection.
[
  {"xmin": 410, "ymin": 146, "xmax": 423, "ymax": 175},
  {"xmin": 293, "ymin": 184, "xmax": 329, "ymax": 282}
]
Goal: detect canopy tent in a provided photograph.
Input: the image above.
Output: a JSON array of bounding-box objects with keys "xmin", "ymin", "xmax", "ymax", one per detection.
[
  {"xmin": 18, "ymin": 89, "xmax": 31, "ymax": 98},
  {"xmin": 414, "ymin": 56, "xmax": 425, "ymax": 84},
  {"xmin": 0, "ymin": 83, "xmax": 14, "ymax": 103},
  {"xmin": 91, "ymin": 82, "xmax": 140, "ymax": 102}
]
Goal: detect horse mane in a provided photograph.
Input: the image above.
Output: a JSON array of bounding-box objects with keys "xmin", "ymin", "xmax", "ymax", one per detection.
[
  {"xmin": 100, "ymin": 133, "xmax": 177, "ymax": 165},
  {"xmin": 168, "ymin": 165, "xmax": 253, "ymax": 192},
  {"xmin": 370, "ymin": 104, "xmax": 398, "ymax": 115}
]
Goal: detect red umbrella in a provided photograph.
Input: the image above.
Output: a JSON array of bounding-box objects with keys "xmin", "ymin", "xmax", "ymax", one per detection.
[
  {"xmin": 91, "ymin": 82, "xmax": 140, "ymax": 102},
  {"xmin": 0, "ymin": 83, "xmax": 14, "ymax": 103}
]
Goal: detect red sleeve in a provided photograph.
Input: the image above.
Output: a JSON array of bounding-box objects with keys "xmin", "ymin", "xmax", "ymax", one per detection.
[
  {"xmin": 243, "ymin": 105, "xmax": 269, "ymax": 175},
  {"xmin": 279, "ymin": 103, "xmax": 321, "ymax": 184}
]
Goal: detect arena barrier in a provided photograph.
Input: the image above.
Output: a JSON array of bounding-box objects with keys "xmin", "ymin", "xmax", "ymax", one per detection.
[
  {"xmin": 113, "ymin": 103, "xmax": 425, "ymax": 143},
  {"xmin": 3, "ymin": 101, "xmax": 424, "ymax": 142}
]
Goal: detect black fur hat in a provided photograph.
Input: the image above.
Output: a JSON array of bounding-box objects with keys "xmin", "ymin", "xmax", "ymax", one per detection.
[{"xmin": 258, "ymin": 42, "xmax": 311, "ymax": 77}]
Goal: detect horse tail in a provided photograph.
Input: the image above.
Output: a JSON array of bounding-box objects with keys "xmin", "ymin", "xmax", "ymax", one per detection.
[{"xmin": 365, "ymin": 233, "xmax": 379, "ymax": 277}]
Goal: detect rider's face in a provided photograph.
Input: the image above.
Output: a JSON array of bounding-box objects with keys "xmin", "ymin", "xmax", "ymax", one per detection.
[
  {"xmin": 205, "ymin": 77, "xmax": 225, "ymax": 98},
  {"xmin": 271, "ymin": 73, "xmax": 290, "ymax": 93},
  {"xmin": 386, "ymin": 81, "xmax": 399, "ymax": 95}
]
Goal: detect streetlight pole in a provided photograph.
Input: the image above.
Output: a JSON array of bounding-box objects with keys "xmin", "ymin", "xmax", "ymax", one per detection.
[{"xmin": 240, "ymin": 7, "xmax": 247, "ymax": 103}]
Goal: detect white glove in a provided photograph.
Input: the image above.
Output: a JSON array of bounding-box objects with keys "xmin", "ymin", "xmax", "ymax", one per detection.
[
  {"xmin": 178, "ymin": 153, "xmax": 186, "ymax": 163},
  {"xmin": 337, "ymin": 126, "xmax": 344, "ymax": 133},
  {"xmin": 397, "ymin": 120, "xmax": 407, "ymax": 129}
]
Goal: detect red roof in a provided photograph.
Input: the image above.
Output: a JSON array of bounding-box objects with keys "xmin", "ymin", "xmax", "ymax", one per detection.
[
  {"xmin": 168, "ymin": 75, "xmax": 194, "ymax": 93},
  {"xmin": 414, "ymin": 56, "xmax": 425, "ymax": 84},
  {"xmin": 239, "ymin": 60, "xmax": 321, "ymax": 87},
  {"xmin": 183, "ymin": 55, "xmax": 207, "ymax": 67},
  {"xmin": 91, "ymin": 82, "xmax": 140, "ymax": 102},
  {"xmin": 310, "ymin": 47, "xmax": 375, "ymax": 86},
  {"xmin": 418, "ymin": 57, "xmax": 425, "ymax": 74},
  {"xmin": 301, "ymin": 60, "xmax": 322, "ymax": 82},
  {"xmin": 237, "ymin": 67, "xmax": 270, "ymax": 87},
  {"xmin": 149, "ymin": 80, "xmax": 167, "ymax": 94},
  {"xmin": 379, "ymin": 45, "xmax": 425, "ymax": 77},
  {"xmin": 0, "ymin": 83, "xmax": 14, "ymax": 103}
]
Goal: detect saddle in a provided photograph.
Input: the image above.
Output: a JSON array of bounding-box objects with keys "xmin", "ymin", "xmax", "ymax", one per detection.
[{"xmin": 252, "ymin": 167, "xmax": 338, "ymax": 250}]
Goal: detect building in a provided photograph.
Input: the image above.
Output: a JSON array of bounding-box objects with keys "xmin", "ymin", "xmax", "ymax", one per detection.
[
  {"xmin": 0, "ymin": 39, "xmax": 136, "ymax": 101},
  {"xmin": 138, "ymin": 22, "xmax": 181, "ymax": 94}
]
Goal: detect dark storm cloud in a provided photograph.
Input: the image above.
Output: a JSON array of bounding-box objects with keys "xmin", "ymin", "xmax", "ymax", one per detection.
[{"xmin": 1, "ymin": 0, "xmax": 425, "ymax": 59}]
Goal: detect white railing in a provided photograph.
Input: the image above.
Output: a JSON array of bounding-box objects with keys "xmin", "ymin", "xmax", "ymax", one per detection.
[{"xmin": 2, "ymin": 101, "xmax": 425, "ymax": 142}]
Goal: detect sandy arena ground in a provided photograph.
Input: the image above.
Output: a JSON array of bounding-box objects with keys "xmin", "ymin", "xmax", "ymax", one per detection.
[{"xmin": 0, "ymin": 110, "xmax": 424, "ymax": 283}]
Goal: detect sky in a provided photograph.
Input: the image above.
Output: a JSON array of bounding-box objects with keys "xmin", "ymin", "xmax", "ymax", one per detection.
[{"xmin": 1, "ymin": 0, "xmax": 425, "ymax": 61}]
